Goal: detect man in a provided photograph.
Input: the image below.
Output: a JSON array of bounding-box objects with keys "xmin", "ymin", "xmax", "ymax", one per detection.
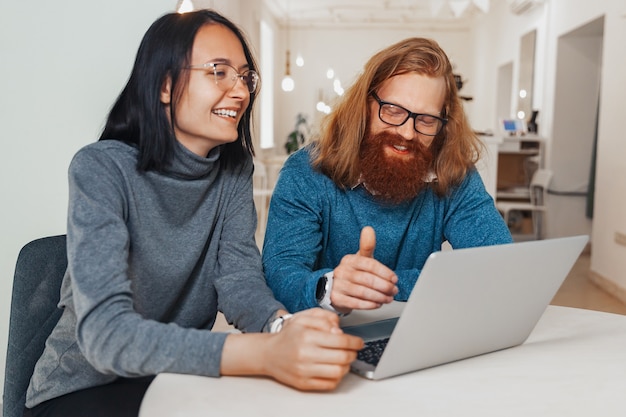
[{"xmin": 262, "ymin": 37, "xmax": 512, "ymax": 316}]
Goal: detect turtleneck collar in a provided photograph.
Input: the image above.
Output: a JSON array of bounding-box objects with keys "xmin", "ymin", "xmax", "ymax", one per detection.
[{"xmin": 166, "ymin": 141, "xmax": 222, "ymax": 179}]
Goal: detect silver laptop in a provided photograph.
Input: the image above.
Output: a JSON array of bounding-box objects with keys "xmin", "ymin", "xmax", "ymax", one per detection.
[{"xmin": 341, "ymin": 235, "xmax": 589, "ymax": 380}]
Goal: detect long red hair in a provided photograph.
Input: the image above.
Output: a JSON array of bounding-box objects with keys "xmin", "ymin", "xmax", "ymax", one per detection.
[{"xmin": 311, "ymin": 37, "xmax": 482, "ymax": 196}]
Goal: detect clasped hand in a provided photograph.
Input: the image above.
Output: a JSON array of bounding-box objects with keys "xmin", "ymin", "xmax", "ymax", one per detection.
[{"xmin": 264, "ymin": 308, "xmax": 363, "ymax": 391}]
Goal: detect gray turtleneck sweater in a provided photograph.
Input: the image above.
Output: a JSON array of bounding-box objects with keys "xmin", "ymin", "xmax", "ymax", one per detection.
[{"xmin": 26, "ymin": 140, "xmax": 284, "ymax": 408}]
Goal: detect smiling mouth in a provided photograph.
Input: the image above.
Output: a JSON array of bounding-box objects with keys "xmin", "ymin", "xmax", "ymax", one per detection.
[
  {"xmin": 213, "ymin": 109, "xmax": 238, "ymax": 119},
  {"xmin": 388, "ymin": 144, "xmax": 411, "ymax": 155}
]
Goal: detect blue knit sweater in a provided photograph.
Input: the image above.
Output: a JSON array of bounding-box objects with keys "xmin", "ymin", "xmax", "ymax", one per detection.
[{"xmin": 262, "ymin": 146, "xmax": 512, "ymax": 313}]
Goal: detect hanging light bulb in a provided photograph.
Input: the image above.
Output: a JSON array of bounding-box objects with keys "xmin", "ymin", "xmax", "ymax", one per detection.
[
  {"xmin": 281, "ymin": 50, "xmax": 294, "ymax": 92},
  {"xmin": 316, "ymin": 88, "xmax": 326, "ymax": 112},
  {"xmin": 333, "ymin": 79, "xmax": 344, "ymax": 96},
  {"xmin": 176, "ymin": 0, "xmax": 193, "ymax": 14},
  {"xmin": 281, "ymin": 1, "xmax": 294, "ymax": 92}
]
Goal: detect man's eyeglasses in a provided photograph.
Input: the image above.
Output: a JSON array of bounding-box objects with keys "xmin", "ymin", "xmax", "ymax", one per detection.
[
  {"xmin": 371, "ymin": 92, "xmax": 447, "ymax": 136},
  {"xmin": 185, "ymin": 62, "xmax": 259, "ymax": 94}
]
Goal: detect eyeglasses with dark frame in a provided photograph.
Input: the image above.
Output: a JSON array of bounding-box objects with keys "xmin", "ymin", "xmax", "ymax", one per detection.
[
  {"xmin": 371, "ymin": 92, "xmax": 447, "ymax": 136},
  {"xmin": 185, "ymin": 62, "xmax": 259, "ymax": 94}
]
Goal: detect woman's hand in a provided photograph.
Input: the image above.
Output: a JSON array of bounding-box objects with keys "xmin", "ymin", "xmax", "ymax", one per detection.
[
  {"xmin": 221, "ymin": 308, "xmax": 363, "ymax": 391},
  {"xmin": 262, "ymin": 308, "xmax": 363, "ymax": 390}
]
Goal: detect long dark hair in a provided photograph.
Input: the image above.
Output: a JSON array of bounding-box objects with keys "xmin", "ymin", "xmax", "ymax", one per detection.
[{"xmin": 99, "ymin": 10, "xmax": 258, "ymax": 171}]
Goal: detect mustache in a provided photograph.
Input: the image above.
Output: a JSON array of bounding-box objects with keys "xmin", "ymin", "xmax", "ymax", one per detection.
[
  {"xmin": 361, "ymin": 131, "xmax": 429, "ymax": 155},
  {"xmin": 358, "ymin": 129, "xmax": 434, "ymax": 204}
]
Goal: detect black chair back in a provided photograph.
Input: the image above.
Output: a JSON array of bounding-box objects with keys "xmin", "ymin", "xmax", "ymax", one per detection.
[{"xmin": 3, "ymin": 235, "xmax": 67, "ymax": 417}]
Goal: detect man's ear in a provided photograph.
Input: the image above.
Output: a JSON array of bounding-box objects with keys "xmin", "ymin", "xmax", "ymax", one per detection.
[{"xmin": 160, "ymin": 75, "xmax": 172, "ymax": 104}]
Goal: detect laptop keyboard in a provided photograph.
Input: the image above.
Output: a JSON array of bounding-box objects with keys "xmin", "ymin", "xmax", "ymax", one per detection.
[{"xmin": 357, "ymin": 338, "xmax": 390, "ymax": 366}]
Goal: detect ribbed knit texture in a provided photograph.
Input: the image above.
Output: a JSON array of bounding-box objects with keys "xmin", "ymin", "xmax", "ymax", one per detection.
[{"xmin": 27, "ymin": 140, "xmax": 283, "ymax": 408}]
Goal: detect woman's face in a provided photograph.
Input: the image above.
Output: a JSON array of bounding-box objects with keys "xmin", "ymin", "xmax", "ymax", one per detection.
[{"xmin": 162, "ymin": 23, "xmax": 252, "ymax": 157}]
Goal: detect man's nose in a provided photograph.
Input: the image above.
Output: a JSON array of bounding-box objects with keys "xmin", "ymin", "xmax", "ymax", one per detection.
[{"xmin": 396, "ymin": 119, "xmax": 417, "ymax": 141}]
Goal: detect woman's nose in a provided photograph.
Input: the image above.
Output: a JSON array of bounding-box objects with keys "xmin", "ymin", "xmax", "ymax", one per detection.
[{"xmin": 229, "ymin": 76, "xmax": 249, "ymax": 98}]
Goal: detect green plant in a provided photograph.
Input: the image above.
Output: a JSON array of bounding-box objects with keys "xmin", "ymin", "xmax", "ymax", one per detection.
[{"xmin": 285, "ymin": 113, "xmax": 309, "ymax": 154}]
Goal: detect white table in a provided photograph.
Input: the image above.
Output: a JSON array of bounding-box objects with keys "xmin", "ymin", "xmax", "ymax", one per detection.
[{"xmin": 140, "ymin": 306, "xmax": 626, "ymax": 417}]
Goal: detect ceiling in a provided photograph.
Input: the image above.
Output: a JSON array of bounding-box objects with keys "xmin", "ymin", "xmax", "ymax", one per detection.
[{"xmin": 262, "ymin": 0, "xmax": 492, "ymax": 31}]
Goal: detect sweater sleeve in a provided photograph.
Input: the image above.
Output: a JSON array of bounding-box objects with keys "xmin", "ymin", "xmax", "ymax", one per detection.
[
  {"xmin": 262, "ymin": 150, "xmax": 331, "ymax": 313},
  {"xmin": 213, "ymin": 157, "xmax": 286, "ymax": 331},
  {"xmin": 443, "ymin": 169, "xmax": 513, "ymax": 248}
]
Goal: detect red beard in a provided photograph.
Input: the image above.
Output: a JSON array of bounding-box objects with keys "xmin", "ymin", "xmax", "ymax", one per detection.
[{"xmin": 359, "ymin": 131, "xmax": 434, "ymax": 204}]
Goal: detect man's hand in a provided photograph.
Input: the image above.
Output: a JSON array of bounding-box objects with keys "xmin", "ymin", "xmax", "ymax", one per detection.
[{"xmin": 330, "ymin": 226, "xmax": 398, "ymax": 311}]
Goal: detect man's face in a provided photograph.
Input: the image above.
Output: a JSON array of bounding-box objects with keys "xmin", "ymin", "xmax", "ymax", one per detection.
[{"xmin": 359, "ymin": 73, "xmax": 447, "ymax": 204}]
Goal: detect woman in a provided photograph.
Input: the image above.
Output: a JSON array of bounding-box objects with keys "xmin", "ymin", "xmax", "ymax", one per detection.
[{"xmin": 24, "ymin": 10, "xmax": 362, "ymax": 417}]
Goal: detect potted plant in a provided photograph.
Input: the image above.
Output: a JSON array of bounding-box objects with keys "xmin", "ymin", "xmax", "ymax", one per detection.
[{"xmin": 285, "ymin": 113, "xmax": 309, "ymax": 154}]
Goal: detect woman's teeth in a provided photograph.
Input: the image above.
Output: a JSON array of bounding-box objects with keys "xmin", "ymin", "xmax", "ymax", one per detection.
[{"xmin": 213, "ymin": 109, "xmax": 237, "ymax": 118}]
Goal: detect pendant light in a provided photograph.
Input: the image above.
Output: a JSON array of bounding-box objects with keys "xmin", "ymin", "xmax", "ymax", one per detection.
[
  {"xmin": 281, "ymin": 1, "xmax": 294, "ymax": 92},
  {"xmin": 281, "ymin": 50, "xmax": 294, "ymax": 92},
  {"xmin": 176, "ymin": 0, "xmax": 193, "ymax": 13}
]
